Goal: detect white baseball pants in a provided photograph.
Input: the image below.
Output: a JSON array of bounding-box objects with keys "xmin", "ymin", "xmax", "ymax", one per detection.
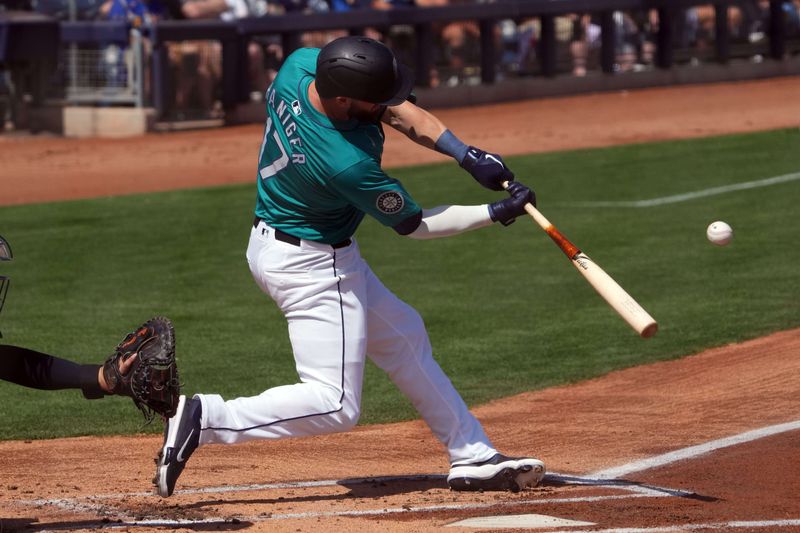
[{"xmin": 196, "ymin": 220, "xmax": 497, "ymax": 464}]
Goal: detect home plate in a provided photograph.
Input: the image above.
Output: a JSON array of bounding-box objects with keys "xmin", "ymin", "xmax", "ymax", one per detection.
[{"xmin": 447, "ymin": 513, "xmax": 595, "ymax": 529}]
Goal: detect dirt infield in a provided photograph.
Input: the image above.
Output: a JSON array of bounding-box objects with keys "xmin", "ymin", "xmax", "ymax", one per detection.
[
  {"xmin": 1, "ymin": 330, "xmax": 798, "ymax": 532},
  {"xmin": 1, "ymin": 78, "xmax": 800, "ymax": 532}
]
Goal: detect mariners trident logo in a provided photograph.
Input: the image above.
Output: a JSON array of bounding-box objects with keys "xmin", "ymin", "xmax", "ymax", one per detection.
[{"xmin": 376, "ymin": 191, "xmax": 404, "ymax": 214}]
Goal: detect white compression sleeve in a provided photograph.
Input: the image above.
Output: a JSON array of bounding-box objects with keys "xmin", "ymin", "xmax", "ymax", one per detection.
[{"xmin": 407, "ymin": 205, "xmax": 493, "ymax": 240}]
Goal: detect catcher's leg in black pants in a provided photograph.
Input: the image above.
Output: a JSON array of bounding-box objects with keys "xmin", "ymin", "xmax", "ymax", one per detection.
[{"xmin": 0, "ymin": 344, "xmax": 104, "ymax": 399}]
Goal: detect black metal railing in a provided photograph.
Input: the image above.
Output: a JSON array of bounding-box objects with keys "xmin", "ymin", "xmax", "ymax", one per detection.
[{"xmin": 54, "ymin": 0, "xmax": 798, "ymax": 119}]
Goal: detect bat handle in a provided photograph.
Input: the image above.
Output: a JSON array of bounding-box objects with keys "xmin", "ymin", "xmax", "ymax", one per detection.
[{"xmin": 501, "ymin": 180, "xmax": 551, "ymax": 230}]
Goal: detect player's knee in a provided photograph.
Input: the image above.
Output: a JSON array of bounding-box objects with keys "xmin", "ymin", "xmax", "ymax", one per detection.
[
  {"xmin": 402, "ymin": 309, "xmax": 429, "ymax": 346},
  {"xmin": 329, "ymin": 405, "xmax": 360, "ymax": 432},
  {"xmin": 340, "ymin": 412, "xmax": 361, "ymax": 432}
]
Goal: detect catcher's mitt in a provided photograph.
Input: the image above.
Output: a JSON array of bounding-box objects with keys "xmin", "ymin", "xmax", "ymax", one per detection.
[{"xmin": 103, "ymin": 316, "xmax": 179, "ymax": 423}]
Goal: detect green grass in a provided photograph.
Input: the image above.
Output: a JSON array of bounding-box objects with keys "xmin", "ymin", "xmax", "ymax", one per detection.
[{"xmin": 1, "ymin": 128, "xmax": 798, "ymax": 440}]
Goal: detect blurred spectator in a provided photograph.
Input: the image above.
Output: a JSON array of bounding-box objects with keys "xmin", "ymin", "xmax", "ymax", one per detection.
[
  {"xmin": 307, "ymin": 0, "xmax": 402, "ymax": 48},
  {"xmin": 787, "ymin": 0, "xmax": 800, "ymax": 37},
  {"xmin": 280, "ymin": 0, "xmax": 486, "ymax": 88},
  {"xmin": 97, "ymin": 0, "xmax": 163, "ymax": 89},
  {"xmin": 99, "ymin": 0, "xmax": 164, "ymax": 25},
  {"xmin": 497, "ymin": 18, "xmax": 537, "ymax": 76},
  {"xmin": 273, "ymin": 0, "xmax": 327, "ymax": 11},
  {"xmin": 758, "ymin": 0, "xmax": 800, "ymax": 38},
  {"xmin": 295, "ymin": 0, "xmax": 367, "ymax": 48},
  {"xmin": 180, "ymin": 0, "xmax": 267, "ymax": 19},
  {"xmin": 693, "ymin": 4, "xmax": 744, "ymax": 51},
  {"xmin": 675, "ymin": 2, "xmax": 800, "ymax": 58},
  {"xmin": 247, "ymin": 0, "xmax": 331, "ymax": 83},
  {"xmin": 173, "ymin": 0, "xmax": 272, "ymax": 112},
  {"xmin": 327, "ymin": 0, "xmax": 371, "ymax": 12},
  {"xmin": 410, "ymin": 0, "xmax": 481, "ymax": 87},
  {"xmin": 30, "ymin": 0, "xmax": 105, "ymax": 19},
  {"xmin": 266, "ymin": 0, "xmax": 339, "ymax": 52},
  {"xmin": 633, "ymin": 9, "xmax": 658, "ymax": 68},
  {"xmin": 320, "ymin": 0, "xmax": 482, "ymax": 88},
  {"xmin": 365, "ymin": 0, "xmax": 416, "ymax": 70},
  {"xmin": 734, "ymin": 0, "xmax": 766, "ymax": 40},
  {"xmin": 569, "ymin": 13, "xmax": 600, "ymax": 76},
  {"xmin": 673, "ymin": 7, "xmax": 698, "ymax": 51},
  {"xmin": 612, "ymin": 11, "xmax": 640, "ymax": 72},
  {"xmin": 289, "ymin": 0, "xmax": 414, "ymax": 74},
  {"xmin": 1, "ymin": 0, "xmax": 33, "ymax": 10},
  {"xmin": 569, "ymin": 11, "xmax": 657, "ymax": 76}
]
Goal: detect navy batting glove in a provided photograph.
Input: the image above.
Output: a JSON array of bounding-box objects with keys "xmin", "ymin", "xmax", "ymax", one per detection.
[
  {"xmin": 460, "ymin": 147, "xmax": 515, "ymax": 191},
  {"xmin": 488, "ymin": 181, "xmax": 536, "ymax": 226}
]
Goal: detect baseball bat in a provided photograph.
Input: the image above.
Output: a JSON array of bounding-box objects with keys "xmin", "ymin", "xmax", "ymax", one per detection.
[{"xmin": 507, "ymin": 185, "xmax": 658, "ymax": 338}]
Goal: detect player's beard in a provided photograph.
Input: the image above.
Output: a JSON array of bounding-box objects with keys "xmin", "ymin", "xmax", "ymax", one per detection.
[{"xmin": 347, "ymin": 103, "xmax": 386, "ymax": 124}]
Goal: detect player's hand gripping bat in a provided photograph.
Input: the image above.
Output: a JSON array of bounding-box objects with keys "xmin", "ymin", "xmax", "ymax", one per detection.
[{"xmin": 505, "ymin": 183, "xmax": 658, "ymax": 338}]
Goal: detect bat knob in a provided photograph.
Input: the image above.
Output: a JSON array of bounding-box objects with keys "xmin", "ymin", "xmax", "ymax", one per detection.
[{"xmin": 640, "ymin": 322, "xmax": 658, "ymax": 339}]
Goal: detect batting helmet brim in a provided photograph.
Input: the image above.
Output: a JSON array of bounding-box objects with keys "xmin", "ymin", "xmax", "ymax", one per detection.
[{"xmin": 379, "ymin": 63, "xmax": 415, "ymax": 106}]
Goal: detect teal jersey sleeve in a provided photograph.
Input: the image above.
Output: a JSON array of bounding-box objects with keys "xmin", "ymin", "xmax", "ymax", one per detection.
[{"xmin": 329, "ymin": 160, "xmax": 421, "ymax": 229}]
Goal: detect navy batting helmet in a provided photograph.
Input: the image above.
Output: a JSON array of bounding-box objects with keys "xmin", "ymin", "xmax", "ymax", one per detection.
[{"xmin": 315, "ymin": 36, "xmax": 414, "ymax": 106}]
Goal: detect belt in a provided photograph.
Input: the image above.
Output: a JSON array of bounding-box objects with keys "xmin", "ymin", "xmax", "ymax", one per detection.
[{"xmin": 253, "ymin": 217, "xmax": 351, "ymax": 249}]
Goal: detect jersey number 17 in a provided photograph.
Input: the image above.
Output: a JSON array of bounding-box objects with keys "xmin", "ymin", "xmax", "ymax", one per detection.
[{"xmin": 258, "ymin": 116, "xmax": 290, "ymax": 180}]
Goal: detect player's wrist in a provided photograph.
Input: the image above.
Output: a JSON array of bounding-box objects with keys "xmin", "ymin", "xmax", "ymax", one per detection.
[
  {"xmin": 488, "ymin": 198, "xmax": 517, "ymax": 226},
  {"xmin": 82, "ymin": 364, "xmax": 106, "ymax": 399},
  {"xmin": 434, "ymin": 129, "xmax": 469, "ymax": 164}
]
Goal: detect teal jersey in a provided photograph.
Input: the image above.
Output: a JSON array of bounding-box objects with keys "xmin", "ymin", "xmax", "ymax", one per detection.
[{"xmin": 254, "ymin": 48, "xmax": 421, "ymax": 245}]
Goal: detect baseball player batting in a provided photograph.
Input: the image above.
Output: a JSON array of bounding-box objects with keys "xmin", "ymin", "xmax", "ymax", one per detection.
[{"xmin": 155, "ymin": 36, "xmax": 544, "ymax": 497}]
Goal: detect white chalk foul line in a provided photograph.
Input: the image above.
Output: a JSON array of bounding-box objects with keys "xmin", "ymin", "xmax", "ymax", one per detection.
[
  {"xmin": 265, "ymin": 493, "xmax": 654, "ymax": 521},
  {"xmin": 21, "ymin": 472, "xmax": 689, "ymax": 505},
  {"xmin": 549, "ymin": 518, "xmax": 800, "ymax": 533},
  {"xmin": 590, "ymin": 419, "xmax": 800, "ymax": 480},
  {"xmin": 30, "ymin": 492, "xmax": 660, "ymax": 531},
  {"xmin": 567, "ymin": 171, "xmax": 800, "ymax": 208},
  {"xmin": 34, "ymin": 517, "xmax": 800, "ymax": 532},
  {"xmin": 19, "ymin": 473, "xmax": 677, "ymax": 529}
]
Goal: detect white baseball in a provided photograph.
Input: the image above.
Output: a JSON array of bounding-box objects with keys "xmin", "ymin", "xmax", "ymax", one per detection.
[{"xmin": 707, "ymin": 221, "xmax": 733, "ymax": 246}]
